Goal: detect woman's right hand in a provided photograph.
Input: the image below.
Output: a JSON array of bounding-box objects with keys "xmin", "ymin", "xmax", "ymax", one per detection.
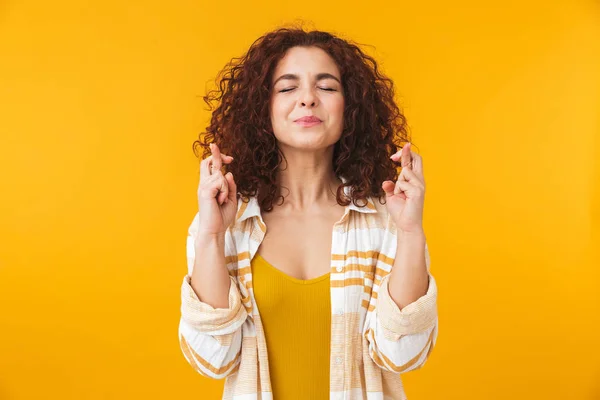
[{"xmin": 197, "ymin": 143, "xmax": 237, "ymax": 237}]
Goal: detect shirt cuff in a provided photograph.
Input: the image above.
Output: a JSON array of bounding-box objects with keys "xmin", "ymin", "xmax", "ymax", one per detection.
[
  {"xmin": 180, "ymin": 274, "xmax": 247, "ymax": 334},
  {"xmin": 376, "ymin": 272, "xmax": 438, "ymax": 338}
]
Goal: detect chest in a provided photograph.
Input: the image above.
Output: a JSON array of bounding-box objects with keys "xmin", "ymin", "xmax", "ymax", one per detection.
[{"xmin": 256, "ymin": 211, "xmax": 344, "ymax": 281}]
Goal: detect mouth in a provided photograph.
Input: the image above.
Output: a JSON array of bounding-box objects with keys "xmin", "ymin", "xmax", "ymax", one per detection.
[
  {"xmin": 295, "ymin": 120, "xmax": 322, "ymax": 127},
  {"xmin": 294, "ymin": 116, "xmax": 323, "ymax": 127}
]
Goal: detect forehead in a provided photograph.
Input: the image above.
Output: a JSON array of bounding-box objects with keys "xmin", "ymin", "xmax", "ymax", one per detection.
[{"xmin": 272, "ymin": 46, "xmax": 340, "ymax": 80}]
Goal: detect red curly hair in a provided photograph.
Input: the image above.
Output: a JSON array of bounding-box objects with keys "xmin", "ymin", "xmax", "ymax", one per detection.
[{"xmin": 193, "ymin": 24, "xmax": 413, "ymax": 212}]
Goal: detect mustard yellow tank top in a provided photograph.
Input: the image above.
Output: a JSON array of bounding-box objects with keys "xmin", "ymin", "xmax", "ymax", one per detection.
[{"xmin": 251, "ymin": 253, "xmax": 331, "ymax": 399}]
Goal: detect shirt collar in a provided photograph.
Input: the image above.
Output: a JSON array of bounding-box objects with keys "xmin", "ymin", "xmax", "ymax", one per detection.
[{"xmin": 235, "ymin": 175, "xmax": 378, "ymax": 224}]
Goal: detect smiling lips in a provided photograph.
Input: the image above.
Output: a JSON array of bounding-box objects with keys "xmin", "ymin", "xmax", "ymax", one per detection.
[{"xmin": 295, "ymin": 116, "xmax": 322, "ymax": 127}]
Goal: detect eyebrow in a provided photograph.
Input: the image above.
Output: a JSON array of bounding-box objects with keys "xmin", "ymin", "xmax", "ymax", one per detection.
[{"xmin": 273, "ymin": 73, "xmax": 341, "ymax": 86}]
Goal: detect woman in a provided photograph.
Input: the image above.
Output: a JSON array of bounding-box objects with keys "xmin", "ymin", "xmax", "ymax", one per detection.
[{"xmin": 179, "ymin": 25, "xmax": 438, "ymax": 400}]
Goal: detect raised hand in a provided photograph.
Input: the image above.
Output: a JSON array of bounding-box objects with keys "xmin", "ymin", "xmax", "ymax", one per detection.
[
  {"xmin": 381, "ymin": 142, "xmax": 426, "ymax": 234},
  {"xmin": 197, "ymin": 143, "xmax": 238, "ymax": 237}
]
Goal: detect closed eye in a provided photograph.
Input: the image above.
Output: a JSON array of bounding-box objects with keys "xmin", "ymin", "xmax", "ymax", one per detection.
[{"xmin": 278, "ymin": 87, "xmax": 337, "ymax": 93}]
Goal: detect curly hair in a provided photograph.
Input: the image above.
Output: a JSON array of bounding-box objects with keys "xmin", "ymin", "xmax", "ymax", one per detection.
[{"xmin": 192, "ymin": 23, "xmax": 414, "ymax": 212}]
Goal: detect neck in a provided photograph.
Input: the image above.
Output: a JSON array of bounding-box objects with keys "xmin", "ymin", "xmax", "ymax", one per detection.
[{"xmin": 274, "ymin": 145, "xmax": 342, "ymax": 213}]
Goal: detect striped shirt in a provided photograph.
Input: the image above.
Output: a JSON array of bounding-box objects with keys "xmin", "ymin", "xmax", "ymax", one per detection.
[{"xmin": 179, "ymin": 181, "xmax": 439, "ymax": 400}]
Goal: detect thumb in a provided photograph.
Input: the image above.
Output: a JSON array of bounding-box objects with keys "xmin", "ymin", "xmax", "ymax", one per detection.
[
  {"xmin": 225, "ymin": 172, "xmax": 237, "ymax": 202},
  {"xmin": 382, "ymin": 180, "xmax": 396, "ymax": 197}
]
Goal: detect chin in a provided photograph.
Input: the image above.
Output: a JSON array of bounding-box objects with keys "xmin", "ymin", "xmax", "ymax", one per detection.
[
  {"xmin": 295, "ymin": 135, "xmax": 339, "ymax": 150},
  {"xmin": 274, "ymin": 127, "xmax": 342, "ymax": 149}
]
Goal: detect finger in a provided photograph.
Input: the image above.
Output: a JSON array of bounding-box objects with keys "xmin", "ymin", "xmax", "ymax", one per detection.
[
  {"xmin": 205, "ymin": 154, "xmax": 234, "ymax": 176},
  {"xmin": 401, "ymin": 143, "xmax": 413, "ymax": 169},
  {"xmin": 206, "ymin": 154, "xmax": 234, "ymax": 164},
  {"xmin": 382, "ymin": 180, "xmax": 396, "ymax": 197},
  {"xmin": 389, "ymin": 144, "xmax": 406, "ymax": 161},
  {"xmin": 210, "ymin": 143, "xmax": 223, "ymax": 172},
  {"xmin": 217, "ymin": 175, "xmax": 228, "ymax": 205},
  {"xmin": 411, "ymin": 152, "xmax": 425, "ymax": 185},
  {"xmin": 200, "ymin": 157, "xmax": 211, "ymax": 178},
  {"xmin": 399, "ymin": 166, "xmax": 425, "ymax": 188},
  {"xmin": 224, "ymin": 172, "xmax": 237, "ymax": 204},
  {"xmin": 198, "ymin": 171, "xmax": 223, "ymax": 200},
  {"xmin": 390, "ymin": 143, "xmax": 411, "ymax": 163},
  {"xmin": 382, "ymin": 180, "xmax": 407, "ymax": 200},
  {"xmin": 394, "ymin": 179, "xmax": 414, "ymax": 195}
]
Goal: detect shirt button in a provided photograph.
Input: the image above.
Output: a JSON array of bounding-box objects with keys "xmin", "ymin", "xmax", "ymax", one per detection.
[
  {"xmin": 336, "ymin": 266, "xmax": 343, "ymax": 272},
  {"xmin": 335, "ymin": 308, "xmax": 343, "ymax": 315},
  {"xmin": 335, "ymin": 356, "xmax": 343, "ymax": 365}
]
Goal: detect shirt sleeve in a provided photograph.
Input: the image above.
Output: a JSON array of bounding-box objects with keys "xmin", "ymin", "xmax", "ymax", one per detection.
[
  {"xmin": 178, "ymin": 212, "xmax": 247, "ymax": 379},
  {"xmin": 364, "ymin": 241, "xmax": 439, "ymax": 373}
]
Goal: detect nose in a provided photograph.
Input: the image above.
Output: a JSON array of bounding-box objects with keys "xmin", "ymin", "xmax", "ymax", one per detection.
[{"xmin": 299, "ymin": 87, "xmax": 318, "ymax": 107}]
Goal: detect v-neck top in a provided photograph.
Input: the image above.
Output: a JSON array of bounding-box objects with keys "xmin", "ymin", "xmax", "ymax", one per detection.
[{"xmin": 250, "ymin": 253, "xmax": 331, "ymax": 399}]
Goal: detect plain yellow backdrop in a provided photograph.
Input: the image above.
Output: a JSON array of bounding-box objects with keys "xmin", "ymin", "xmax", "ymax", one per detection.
[{"xmin": 1, "ymin": 0, "xmax": 599, "ymax": 399}]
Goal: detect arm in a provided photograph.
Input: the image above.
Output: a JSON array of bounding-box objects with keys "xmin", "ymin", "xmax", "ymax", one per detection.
[
  {"xmin": 364, "ymin": 228, "xmax": 438, "ymax": 373},
  {"xmin": 178, "ymin": 212, "xmax": 247, "ymax": 379}
]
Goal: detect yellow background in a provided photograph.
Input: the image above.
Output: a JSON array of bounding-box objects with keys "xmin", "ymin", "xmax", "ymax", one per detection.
[{"xmin": 1, "ymin": 0, "xmax": 598, "ymax": 399}]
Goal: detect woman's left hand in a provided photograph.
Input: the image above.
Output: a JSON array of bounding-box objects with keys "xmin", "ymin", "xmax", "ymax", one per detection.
[{"xmin": 382, "ymin": 142, "xmax": 426, "ymax": 234}]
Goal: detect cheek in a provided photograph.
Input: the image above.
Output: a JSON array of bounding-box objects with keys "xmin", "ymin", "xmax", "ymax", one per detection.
[
  {"xmin": 271, "ymin": 98, "xmax": 291, "ymax": 120},
  {"xmin": 328, "ymin": 97, "xmax": 345, "ymax": 120}
]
